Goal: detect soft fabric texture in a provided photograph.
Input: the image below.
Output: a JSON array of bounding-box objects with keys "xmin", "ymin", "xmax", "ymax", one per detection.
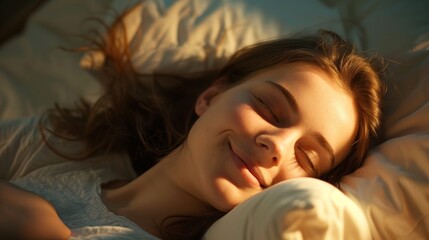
[
  {"xmin": 11, "ymin": 161, "xmax": 156, "ymax": 240},
  {"xmin": 341, "ymin": 51, "xmax": 429, "ymax": 239},
  {"xmin": 1, "ymin": 0, "xmax": 428, "ymax": 239},
  {"xmin": 0, "ymin": 117, "xmax": 135, "ymax": 181},
  {"xmin": 204, "ymin": 178, "xmax": 371, "ymax": 240},
  {"xmin": 1, "ymin": 117, "xmax": 157, "ymax": 239}
]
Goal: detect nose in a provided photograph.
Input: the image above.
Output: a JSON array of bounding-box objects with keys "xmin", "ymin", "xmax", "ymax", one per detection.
[{"xmin": 255, "ymin": 128, "xmax": 299, "ymax": 167}]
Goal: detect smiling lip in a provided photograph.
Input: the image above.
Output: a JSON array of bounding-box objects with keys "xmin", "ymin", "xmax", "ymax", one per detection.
[{"xmin": 228, "ymin": 141, "xmax": 262, "ymax": 188}]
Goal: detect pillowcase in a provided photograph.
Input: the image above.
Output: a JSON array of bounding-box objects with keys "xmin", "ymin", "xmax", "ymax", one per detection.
[
  {"xmin": 341, "ymin": 51, "xmax": 429, "ymax": 239},
  {"xmin": 81, "ymin": 0, "xmax": 343, "ymax": 74},
  {"xmin": 335, "ymin": 1, "xmax": 429, "ymax": 239},
  {"xmin": 204, "ymin": 178, "xmax": 371, "ymax": 240}
]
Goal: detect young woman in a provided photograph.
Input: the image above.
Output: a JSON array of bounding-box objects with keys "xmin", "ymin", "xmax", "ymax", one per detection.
[{"xmin": 0, "ymin": 17, "xmax": 384, "ymax": 239}]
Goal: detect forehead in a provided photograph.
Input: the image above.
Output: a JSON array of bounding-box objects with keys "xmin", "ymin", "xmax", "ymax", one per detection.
[
  {"xmin": 241, "ymin": 63, "xmax": 358, "ymax": 164},
  {"xmin": 243, "ymin": 63, "xmax": 337, "ymax": 86}
]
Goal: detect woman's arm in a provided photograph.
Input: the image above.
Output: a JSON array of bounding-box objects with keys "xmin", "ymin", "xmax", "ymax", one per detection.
[{"xmin": 0, "ymin": 180, "xmax": 71, "ymax": 240}]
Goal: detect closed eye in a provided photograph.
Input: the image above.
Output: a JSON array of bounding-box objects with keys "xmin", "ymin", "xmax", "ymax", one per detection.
[
  {"xmin": 297, "ymin": 147, "xmax": 317, "ymax": 176},
  {"xmin": 254, "ymin": 95, "xmax": 280, "ymax": 124}
]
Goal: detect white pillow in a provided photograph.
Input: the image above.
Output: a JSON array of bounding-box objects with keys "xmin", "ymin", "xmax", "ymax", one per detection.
[
  {"xmin": 341, "ymin": 51, "xmax": 429, "ymax": 239},
  {"xmin": 81, "ymin": 0, "xmax": 343, "ymax": 74},
  {"xmin": 204, "ymin": 178, "xmax": 371, "ymax": 240},
  {"xmin": 335, "ymin": 1, "xmax": 429, "ymax": 239}
]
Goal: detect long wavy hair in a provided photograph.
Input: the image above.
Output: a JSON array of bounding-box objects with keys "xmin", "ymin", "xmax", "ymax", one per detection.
[{"xmin": 40, "ymin": 6, "xmax": 384, "ymax": 240}]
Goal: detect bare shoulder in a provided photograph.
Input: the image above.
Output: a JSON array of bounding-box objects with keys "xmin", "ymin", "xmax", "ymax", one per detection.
[{"xmin": 0, "ymin": 180, "xmax": 71, "ymax": 240}]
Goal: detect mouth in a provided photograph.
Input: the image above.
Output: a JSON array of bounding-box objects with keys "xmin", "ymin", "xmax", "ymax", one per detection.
[{"xmin": 228, "ymin": 141, "xmax": 263, "ymax": 188}]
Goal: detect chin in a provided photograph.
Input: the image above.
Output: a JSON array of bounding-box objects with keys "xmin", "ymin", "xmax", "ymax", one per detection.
[
  {"xmin": 208, "ymin": 177, "xmax": 259, "ymax": 212},
  {"xmin": 212, "ymin": 199, "xmax": 239, "ymax": 212},
  {"xmin": 209, "ymin": 186, "xmax": 247, "ymax": 212}
]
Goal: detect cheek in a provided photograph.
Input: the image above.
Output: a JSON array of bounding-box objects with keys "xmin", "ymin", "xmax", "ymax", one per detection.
[
  {"xmin": 230, "ymin": 104, "xmax": 258, "ymax": 131},
  {"xmin": 187, "ymin": 94, "xmax": 263, "ymax": 210},
  {"xmin": 223, "ymin": 91, "xmax": 264, "ymax": 135},
  {"xmin": 201, "ymin": 92, "xmax": 258, "ymax": 134}
]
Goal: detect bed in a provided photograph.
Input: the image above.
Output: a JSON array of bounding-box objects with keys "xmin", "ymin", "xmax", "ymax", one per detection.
[{"xmin": 0, "ymin": 0, "xmax": 428, "ymax": 239}]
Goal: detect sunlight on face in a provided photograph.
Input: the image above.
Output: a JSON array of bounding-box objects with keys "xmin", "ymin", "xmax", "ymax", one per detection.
[{"xmin": 186, "ymin": 63, "xmax": 358, "ymax": 211}]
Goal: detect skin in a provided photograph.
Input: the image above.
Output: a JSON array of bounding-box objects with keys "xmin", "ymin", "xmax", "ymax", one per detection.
[
  {"xmin": 0, "ymin": 180, "xmax": 71, "ymax": 240},
  {"xmin": 101, "ymin": 62, "xmax": 358, "ymax": 237}
]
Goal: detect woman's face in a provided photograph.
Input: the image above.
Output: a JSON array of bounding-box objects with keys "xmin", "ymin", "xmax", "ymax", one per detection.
[{"xmin": 185, "ymin": 63, "xmax": 357, "ymax": 211}]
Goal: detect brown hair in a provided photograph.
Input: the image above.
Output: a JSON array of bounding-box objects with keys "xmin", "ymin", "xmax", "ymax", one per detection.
[{"xmin": 40, "ymin": 8, "xmax": 384, "ymax": 240}]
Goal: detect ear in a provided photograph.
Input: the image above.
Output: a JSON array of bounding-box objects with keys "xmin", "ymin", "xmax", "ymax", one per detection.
[{"xmin": 195, "ymin": 81, "xmax": 224, "ymax": 116}]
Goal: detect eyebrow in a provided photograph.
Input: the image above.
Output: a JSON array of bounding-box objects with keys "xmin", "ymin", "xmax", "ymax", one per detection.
[
  {"xmin": 311, "ymin": 132, "xmax": 336, "ymax": 169},
  {"xmin": 266, "ymin": 81, "xmax": 299, "ymax": 114},
  {"xmin": 266, "ymin": 80, "xmax": 336, "ymax": 169}
]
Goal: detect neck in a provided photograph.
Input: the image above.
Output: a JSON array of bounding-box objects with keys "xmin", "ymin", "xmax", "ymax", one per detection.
[{"xmin": 101, "ymin": 146, "xmax": 215, "ymax": 237}]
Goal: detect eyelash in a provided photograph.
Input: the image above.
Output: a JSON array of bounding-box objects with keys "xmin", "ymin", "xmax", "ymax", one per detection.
[
  {"xmin": 255, "ymin": 96, "xmax": 280, "ymax": 124},
  {"xmin": 297, "ymin": 147, "xmax": 317, "ymax": 176}
]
